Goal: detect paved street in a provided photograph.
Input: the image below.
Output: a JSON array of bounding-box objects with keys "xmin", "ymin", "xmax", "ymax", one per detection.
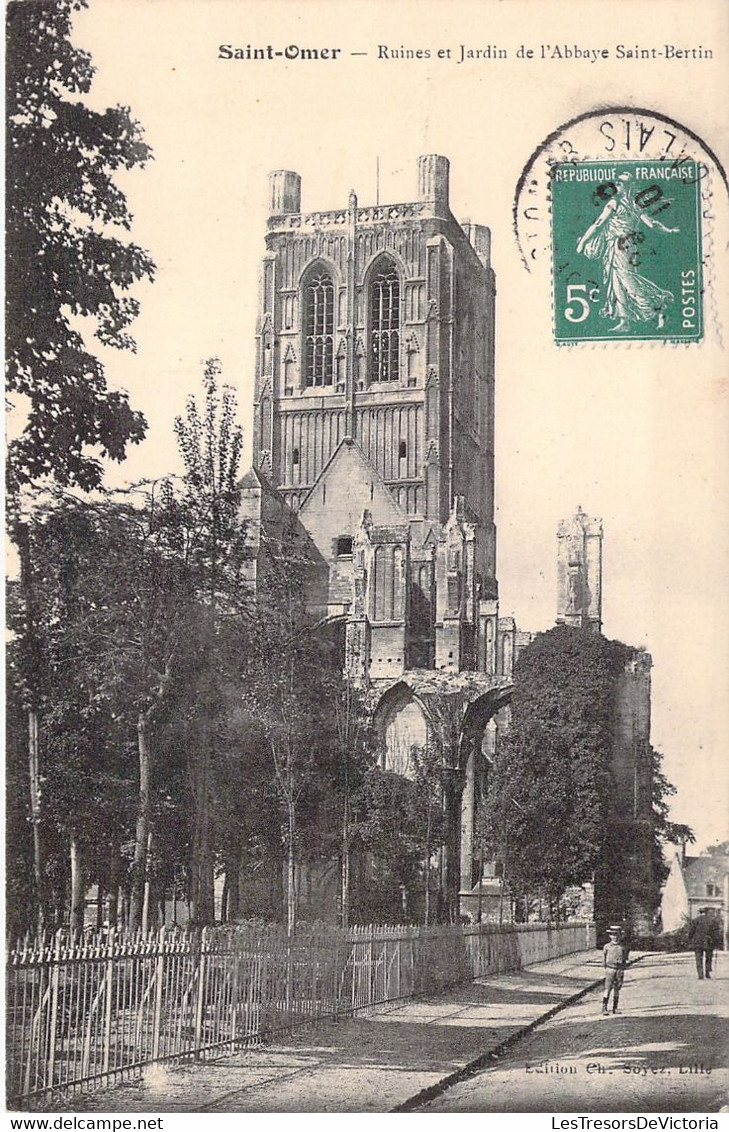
[
  {"xmin": 421, "ymin": 952, "xmax": 729, "ymax": 1113},
  {"xmin": 63, "ymin": 950, "xmax": 603, "ymax": 1112},
  {"xmin": 52, "ymin": 950, "xmax": 728, "ymax": 1114}
]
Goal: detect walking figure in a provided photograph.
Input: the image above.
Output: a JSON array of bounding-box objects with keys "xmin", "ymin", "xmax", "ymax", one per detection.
[
  {"xmin": 602, "ymin": 924, "xmax": 627, "ymax": 1015},
  {"xmin": 687, "ymin": 907, "xmax": 721, "ymax": 980}
]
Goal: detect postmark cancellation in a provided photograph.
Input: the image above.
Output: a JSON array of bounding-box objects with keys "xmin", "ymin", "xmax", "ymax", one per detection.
[{"xmin": 513, "ymin": 108, "xmax": 727, "ymax": 347}]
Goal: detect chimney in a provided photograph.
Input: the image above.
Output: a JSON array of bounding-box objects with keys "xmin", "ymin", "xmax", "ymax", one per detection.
[
  {"xmin": 461, "ymin": 220, "xmax": 492, "ymax": 268},
  {"xmin": 417, "ymin": 154, "xmax": 450, "ymax": 215},
  {"xmin": 269, "ymin": 170, "xmax": 301, "ymax": 215}
]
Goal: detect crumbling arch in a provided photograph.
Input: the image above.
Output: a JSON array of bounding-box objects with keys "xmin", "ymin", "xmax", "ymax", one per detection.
[
  {"xmin": 372, "ymin": 679, "xmax": 433, "ymax": 780},
  {"xmin": 458, "ymin": 685, "xmax": 512, "ymax": 768},
  {"xmin": 457, "ymin": 687, "xmax": 512, "ymax": 903},
  {"xmin": 371, "ymin": 676, "xmax": 514, "ymax": 917}
]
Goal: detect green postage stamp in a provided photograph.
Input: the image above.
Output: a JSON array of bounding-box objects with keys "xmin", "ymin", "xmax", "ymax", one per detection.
[{"xmin": 551, "ymin": 160, "xmax": 703, "ymax": 343}]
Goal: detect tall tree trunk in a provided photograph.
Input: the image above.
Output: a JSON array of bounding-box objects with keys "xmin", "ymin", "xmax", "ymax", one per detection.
[
  {"xmin": 226, "ymin": 854, "xmax": 241, "ymax": 921},
  {"xmin": 341, "ymin": 792, "xmax": 350, "ymax": 929},
  {"xmin": 424, "ymin": 803, "xmax": 432, "ymax": 927},
  {"xmin": 287, "ymin": 798, "xmax": 296, "ymax": 936},
  {"xmin": 70, "ymin": 833, "xmax": 84, "ymax": 935},
  {"xmin": 107, "ymin": 838, "xmax": 120, "ymax": 929},
  {"xmin": 191, "ymin": 725, "xmax": 215, "ymax": 925},
  {"xmin": 17, "ymin": 522, "xmax": 45, "ymax": 935},
  {"xmin": 130, "ymin": 709, "xmax": 151, "ymax": 929},
  {"xmin": 141, "ymin": 830, "xmax": 153, "ymax": 933},
  {"xmin": 28, "ymin": 709, "xmax": 45, "ymax": 935}
]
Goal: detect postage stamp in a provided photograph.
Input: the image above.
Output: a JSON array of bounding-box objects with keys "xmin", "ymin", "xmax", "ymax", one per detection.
[{"xmin": 551, "ymin": 159, "xmax": 703, "ymax": 343}]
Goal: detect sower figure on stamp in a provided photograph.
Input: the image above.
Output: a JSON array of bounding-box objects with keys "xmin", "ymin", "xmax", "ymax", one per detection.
[
  {"xmin": 602, "ymin": 925, "xmax": 627, "ymax": 1015},
  {"xmin": 687, "ymin": 907, "xmax": 721, "ymax": 980},
  {"xmin": 576, "ymin": 172, "xmax": 679, "ymax": 333}
]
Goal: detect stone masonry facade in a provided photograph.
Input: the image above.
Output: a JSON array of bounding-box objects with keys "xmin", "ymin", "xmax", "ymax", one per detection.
[{"xmin": 238, "ymin": 157, "xmax": 655, "ymax": 929}]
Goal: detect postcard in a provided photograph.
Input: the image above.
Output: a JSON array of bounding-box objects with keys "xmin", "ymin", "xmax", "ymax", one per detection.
[{"xmin": 5, "ymin": 0, "xmax": 728, "ymax": 1118}]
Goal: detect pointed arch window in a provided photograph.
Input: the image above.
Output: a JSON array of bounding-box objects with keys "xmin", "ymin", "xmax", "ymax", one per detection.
[
  {"xmin": 370, "ymin": 263, "xmax": 400, "ymax": 382},
  {"xmin": 303, "ymin": 269, "xmax": 334, "ymax": 387}
]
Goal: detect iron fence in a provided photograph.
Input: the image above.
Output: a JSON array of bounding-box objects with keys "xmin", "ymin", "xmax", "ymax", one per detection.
[{"xmin": 7, "ymin": 919, "xmax": 595, "ymax": 1106}]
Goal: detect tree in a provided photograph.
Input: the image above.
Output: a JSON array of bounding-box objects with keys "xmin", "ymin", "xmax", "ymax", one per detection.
[
  {"xmin": 482, "ymin": 625, "xmax": 631, "ymax": 912},
  {"xmin": 6, "ymin": 0, "xmax": 153, "ymax": 935},
  {"xmin": 649, "ymin": 746, "xmax": 695, "ymax": 901},
  {"xmin": 242, "ymin": 518, "xmax": 341, "ymax": 934},
  {"xmin": 6, "ymin": 0, "xmax": 154, "ymax": 495},
  {"xmin": 425, "ymin": 691, "xmax": 472, "ymax": 922},
  {"xmin": 411, "ymin": 745, "xmax": 446, "ymax": 925},
  {"xmin": 329, "ymin": 674, "xmax": 374, "ymax": 927},
  {"xmin": 352, "ymin": 748, "xmax": 445, "ymax": 925},
  {"xmin": 20, "ymin": 487, "xmax": 194, "ymax": 930},
  {"xmin": 5, "ymin": 363, "xmax": 257, "ymax": 936},
  {"xmin": 171, "ymin": 358, "xmax": 247, "ymax": 924},
  {"xmin": 5, "ymin": 491, "xmax": 174, "ymax": 933}
]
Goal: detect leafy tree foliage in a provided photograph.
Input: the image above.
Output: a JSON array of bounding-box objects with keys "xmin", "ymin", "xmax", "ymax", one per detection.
[
  {"xmin": 649, "ymin": 746, "xmax": 690, "ymax": 846},
  {"xmin": 5, "ymin": 361, "xmax": 367, "ymax": 937},
  {"xmin": 7, "ymin": 0, "xmax": 154, "ymax": 930},
  {"xmin": 172, "ymin": 359, "xmax": 246, "ymax": 605},
  {"xmin": 7, "ymin": 485, "xmax": 194, "ymax": 929},
  {"xmin": 648, "ymin": 746, "xmax": 694, "ymax": 895},
  {"xmin": 330, "ymin": 677, "xmax": 375, "ymax": 927},
  {"xmin": 6, "ymin": 0, "xmax": 153, "ymax": 494},
  {"xmin": 482, "ymin": 627, "xmax": 686, "ymax": 923},
  {"xmin": 240, "ymin": 518, "xmax": 348, "ymax": 933},
  {"xmin": 482, "ymin": 625, "xmax": 632, "ymax": 908},
  {"xmin": 168, "ymin": 359, "xmax": 247, "ymax": 924},
  {"xmin": 352, "ymin": 746, "xmax": 445, "ymax": 925}
]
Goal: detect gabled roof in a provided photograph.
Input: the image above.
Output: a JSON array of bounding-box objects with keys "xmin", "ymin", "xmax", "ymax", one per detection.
[
  {"xmin": 298, "ymin": 437, "xmax": 407, "ymax": 528},
  {"xmin": 682, "ymin": 855, "xmax": 729, "ymax": 899}
]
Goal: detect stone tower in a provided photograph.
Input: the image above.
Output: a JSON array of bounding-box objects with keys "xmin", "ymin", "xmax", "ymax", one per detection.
[
  {"xmin": 556, "ymin": 506, "xmax": 603, "ymax": 632},
  {"xmin": 555, "ymin": 509, "xmax": 655, "ymax": 935},
  {"xmin": 247, "ymin": 155, "xmax": 502, "ymax": 684},
  {"xmin": 240, "ymin": 156, "xmax": 533, "ymax": 922}
]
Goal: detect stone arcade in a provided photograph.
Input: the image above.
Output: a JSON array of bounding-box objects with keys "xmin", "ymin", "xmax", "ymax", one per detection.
[{"xmin": 239, "ymin": 156, "xmax": 654, "ymax": 929}]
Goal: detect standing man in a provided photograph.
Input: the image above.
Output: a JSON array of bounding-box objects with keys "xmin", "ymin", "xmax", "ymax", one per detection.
[
  {"xmin": 602, "ymin": 925, "xmax": 627, "ymax": 1015},
  {"xmin": 687, "ymin": 907, "xmax": 720, "ymax": 980}
]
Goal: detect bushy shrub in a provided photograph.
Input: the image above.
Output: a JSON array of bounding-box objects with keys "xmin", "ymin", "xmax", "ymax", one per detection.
[{"xmin": 632, "ymin": 923, "xmax": 693, "ymax": 952}]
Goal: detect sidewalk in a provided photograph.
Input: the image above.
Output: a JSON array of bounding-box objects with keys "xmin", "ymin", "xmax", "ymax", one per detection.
[{"xmin": 68, "ymin": 948, "xmax": 614, "ymax": 1113}]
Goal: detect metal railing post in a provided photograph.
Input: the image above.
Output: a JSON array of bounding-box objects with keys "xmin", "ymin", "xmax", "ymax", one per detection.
[
  {"xmin": 102, "ymin": 929, "xmax": 115, "ymax": 1075},
  {"xmin": 151, "ymin": 927, "xmax": 165, "ymax": 1061},
  {"xmin": 193, "ymin": 927, "xmax": 208, "ymax": 1058},
  {"xmin": 46, "ymin": 930, "xmax": 62, "ymax": 1091}
]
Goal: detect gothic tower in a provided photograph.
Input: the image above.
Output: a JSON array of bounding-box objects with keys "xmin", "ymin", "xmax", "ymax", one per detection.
[
  {"xmin": 248, "ymin": 155, "xmax": 499, "ymax": 683},
  {"xmin": 556, "ymin": 506, "xmax": 603, "ymax": 632}
]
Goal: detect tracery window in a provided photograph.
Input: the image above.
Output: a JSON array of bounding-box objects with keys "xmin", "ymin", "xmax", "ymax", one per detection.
[
  {"xmin": 370, "ymin": 264, "xmax": 400, "ymax": 382},
  {"xmin": 373, "ymin": 545, "xmax": 396, "ymax": 622},
  {"xmin": 304, "ymin": 269, "xmax": 334, "ymax": 387}
]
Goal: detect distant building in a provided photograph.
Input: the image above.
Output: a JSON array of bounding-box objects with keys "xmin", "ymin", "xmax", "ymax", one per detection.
[{"xmin": 661, "ymin": 851, "xmax": 729, "ymax": 939}]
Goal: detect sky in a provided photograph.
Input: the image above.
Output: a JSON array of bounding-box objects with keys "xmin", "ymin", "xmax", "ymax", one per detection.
[{"xmin": 34, "ymin": 0, "xmax": 729, "ymax": 850}]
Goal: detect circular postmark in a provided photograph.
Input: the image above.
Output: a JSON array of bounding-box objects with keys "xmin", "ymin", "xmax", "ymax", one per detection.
[{"xmin": 513, "ymin": 107, "xmax": 727, "ymax": 344}]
